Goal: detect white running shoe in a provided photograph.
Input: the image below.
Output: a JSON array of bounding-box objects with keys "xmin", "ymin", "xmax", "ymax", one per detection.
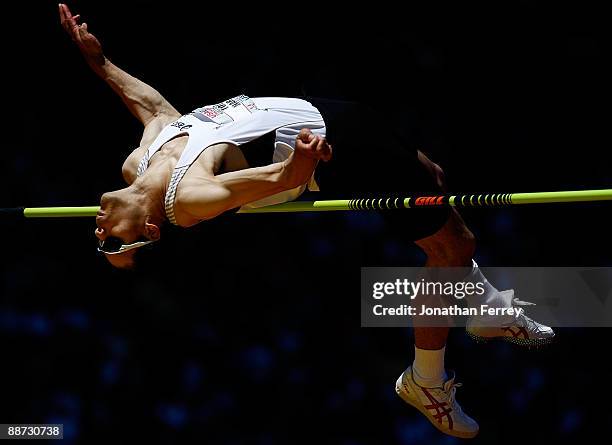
[
  {"xmin": 466, "ymin": 289, "xmax": 555, "ymax": 346},
  {"xmin": 395, "ymin": 366, "xmax": 479, "ymax": 439}
]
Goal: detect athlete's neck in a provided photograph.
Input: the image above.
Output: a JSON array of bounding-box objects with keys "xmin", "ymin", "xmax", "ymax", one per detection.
[{"xmin": 128, "ymin": 161, "xmax": 172, "ymax": 225}]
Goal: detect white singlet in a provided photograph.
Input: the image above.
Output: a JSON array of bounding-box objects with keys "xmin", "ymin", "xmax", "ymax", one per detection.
[{"xmin": 136, "ymin": 95, "xmax": 326, "ymax": 225}]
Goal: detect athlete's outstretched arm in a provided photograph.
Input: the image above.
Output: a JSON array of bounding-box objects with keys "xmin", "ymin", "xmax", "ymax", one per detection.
[
  {"xmin": 58, "ymin": 3, "xmax": 180, "ymax": 128},
  {"xmin": 180, "ymin": 130, "xmax": 332, "ymax": 220}
]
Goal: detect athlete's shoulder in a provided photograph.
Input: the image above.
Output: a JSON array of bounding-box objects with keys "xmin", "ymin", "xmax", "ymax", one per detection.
[{"xmin": 122, "ymin": 146, "xmax": 146, "ymax": 184}]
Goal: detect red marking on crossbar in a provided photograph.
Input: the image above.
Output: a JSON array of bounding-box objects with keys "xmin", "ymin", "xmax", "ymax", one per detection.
[{"xmin": 414, "ymin": 196, "xmax": 444, "ymax": 206}]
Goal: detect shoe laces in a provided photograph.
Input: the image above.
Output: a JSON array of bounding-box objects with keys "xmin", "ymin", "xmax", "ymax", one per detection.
[
  {"xmin": 442, "ymin": 379, "xmax": 463, "ymax": 409},
  {"xmin": 505, "ymin": 293, "xmax": 543, "ymax": 333},
  {"xmin": 511, "ymin": 296, "xmax": 536, "ymax": 308}
]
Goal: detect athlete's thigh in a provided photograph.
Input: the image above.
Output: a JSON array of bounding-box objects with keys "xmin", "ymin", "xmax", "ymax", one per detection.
[{"xmin": 308, "ymin": 97, "xmax": 450, "ymax": 240}]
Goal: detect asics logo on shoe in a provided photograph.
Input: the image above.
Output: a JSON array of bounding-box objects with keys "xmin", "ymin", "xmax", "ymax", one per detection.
[
  {"xmin": 502, "ymin": 326, "xmax": 529, "ymax": 339},
  {"xmin": 420, "ymin": 387, "xmax": 454, "ymax": 430}
]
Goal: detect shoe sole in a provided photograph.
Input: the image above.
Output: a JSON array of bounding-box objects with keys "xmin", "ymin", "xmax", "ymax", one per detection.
[
  {"xmin": 395, "ymin": 373, "xmax": 478, "ymax": 439},
  {"xmin": 466, "ymin": 330, "xmax": 554, "ymax": 347}
]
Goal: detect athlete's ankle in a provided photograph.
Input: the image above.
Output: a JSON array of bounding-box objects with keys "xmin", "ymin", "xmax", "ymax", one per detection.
[{"xmin": 412, "ymin": 346, "xmax": 448, "ymax": 388}]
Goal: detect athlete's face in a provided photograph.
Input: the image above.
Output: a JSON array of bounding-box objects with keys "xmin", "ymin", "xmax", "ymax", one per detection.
[{"xmin": 94, "ymin": 192, "xmax": 145, "ymax": 268}]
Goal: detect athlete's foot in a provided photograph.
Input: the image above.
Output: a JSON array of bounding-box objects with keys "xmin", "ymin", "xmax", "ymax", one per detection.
[
  {"xmin": 395, "ymin": 366, "xmax": 479, "ymax": 439},
  {"xmin": 466, "ymin": 289, "xmax": 555, "ymax": 346}
]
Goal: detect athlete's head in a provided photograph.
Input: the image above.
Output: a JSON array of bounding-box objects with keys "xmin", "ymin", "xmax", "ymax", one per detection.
[{"xmin": 95, "ymin": 189, "xmax": 161, "ymax": 269}]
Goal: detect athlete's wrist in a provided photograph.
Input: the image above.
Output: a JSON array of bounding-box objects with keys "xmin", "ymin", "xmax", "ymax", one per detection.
[
  {"xmin": 282, "ymin": 151, "xmax": 317, "ymax": 189},
  {"xmin": 85, "ymin": 52, "xmax": 108, "ymax": 72}
]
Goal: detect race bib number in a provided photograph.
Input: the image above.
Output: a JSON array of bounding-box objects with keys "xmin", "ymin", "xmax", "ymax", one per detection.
[{"xmin": 190, "ymin": 95, "xmax": 258, "ymax": 126}]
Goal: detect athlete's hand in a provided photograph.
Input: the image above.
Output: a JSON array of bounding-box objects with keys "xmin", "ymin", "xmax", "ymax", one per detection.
[
  {"xmin": 295, "ymin": 129, "xmax": 333, "ymax": 162},
  {"xmin": 59, "ymin": 3, "xmax": 104, "ymax": 65}
]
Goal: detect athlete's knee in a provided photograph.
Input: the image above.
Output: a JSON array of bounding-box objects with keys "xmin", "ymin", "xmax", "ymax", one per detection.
[
  {"xmin": 417, "ymin": 150, "xmax": 447, "ymax": 192},
  {"xmin": 432, "ymin": 162, "xmax": 446, "ymax": 192}
]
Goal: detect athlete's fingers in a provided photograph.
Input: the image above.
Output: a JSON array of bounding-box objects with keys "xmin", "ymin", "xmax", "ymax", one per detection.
[
  {"xmin": 80, "ymin": 22, "xmax": 89, "ymax": 35},
  {"xmin": 60, "ymin": 5, "xmax": 71, "ymax": 31},
  {"xmin": 315, "ymin": 137, "xmax": 332, "ymax": 161},
  {"xmin": 303, "ymin": 135, "xmax": 323, "ymax": 158},
  {"xmin": 63, "ymin": 6, "xmax": 81, "ymax": 34},
  {"xmin": 59, "ymin": 4, "xmax": 66, "ymax": 23},
  {"xmin": 295, "ymin": 130, "xmax": 332, "ymax": 161},
  {"xmin": 321, "ymin": 140, "xmax": 332, "ymax": 162},
  {"xmin": 324, "ymin": 144, "xmax": 333, "ymax": 161},
  {"xmin": 308, "ymin": 134, "xmax": 320, "ymax": 146},
  {"xmin": 314, "ymin": 137, "xmax": 325, "ymax": 152},
  {"xmin": 314, "ymin": 136, "xmax": 329, "ymax": 156},
  {"xmin": 297, "ymin": 128, "xmax": 313, "ymax": 142},
  {"xmin": 297, "ymin": 133, "xmax": 312, "ymax": 144},
  {"xmin": 61, "ymin": 3, "xmax": 73, "ymax": 21},
  {"xmin": 77, "ymin": 24, "xmax": 85, "ymax": 40},
  {"xmin": 65, "ymin": 3, "xmax": 74, "ymax": 19},
  {"xmin": 60, "ymin": 9, "xmax": 78, "ymax": 37}
]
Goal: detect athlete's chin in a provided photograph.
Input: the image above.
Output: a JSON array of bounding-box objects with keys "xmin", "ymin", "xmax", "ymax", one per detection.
[
  {"xmin": 105, "ymin": 251, "xmax": 136, "ymax": 270},
  {"xmin": 99, "ymin": 192, "xmax": 112, "ymax": 208}
]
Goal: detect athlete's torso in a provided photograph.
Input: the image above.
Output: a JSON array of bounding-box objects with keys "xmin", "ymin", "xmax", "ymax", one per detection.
[
  {"xmin": 124, "ymin": 137, "xmax": 247, "ymax": 183},
  {"xmin": 123, "ymin": 95, "xmax": 327, "ymax": 226}
]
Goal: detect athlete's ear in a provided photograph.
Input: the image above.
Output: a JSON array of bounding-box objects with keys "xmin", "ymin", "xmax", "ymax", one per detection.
[{"xmin": 144, "ymin": 217, "xmax": 161, "ymax": 241}]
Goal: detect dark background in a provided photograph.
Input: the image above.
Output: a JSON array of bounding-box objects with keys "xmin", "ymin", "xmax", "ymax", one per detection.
[{"xmin": 1, "ymin": 1, "xmax": 611, "ymax": 444}]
